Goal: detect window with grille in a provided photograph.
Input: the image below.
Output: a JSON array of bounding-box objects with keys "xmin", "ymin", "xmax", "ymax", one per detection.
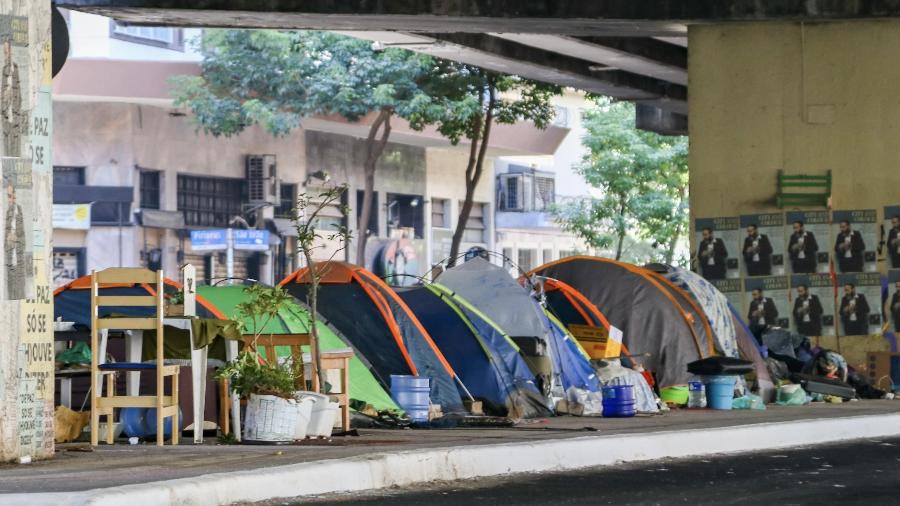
[
  {"xmin": 517, "ymin": 249, "xmax": 536, "ymax": 272},
  {"xmin": 110, "ymin": 20, "xmax": 184, "ymax": 50},
  {"xmin": 431, "ymin": 198, "xmax": 449, "ymax": 228},
  {"xmin": 308, "ymin": 189, "xmax": 347, "ymax": 231},
  {"xmin": 177, "ymin": 175, "xmax": 247, "ymax": 227},
  {"xmin": 534, "ymin": 176, "xmax": 555, "ymax": 211},
  {"xmin": 275, "ymin": 184, "xmax": 296, "ymax": 219},
  {"xmin": 140, "ymin": 170, "xmax": 161, "ymax": 210},
  {"xmin": 460, "ymin": 202, "xmax": 486, "ymax": 243},
  {"xmin": 542, "ymin": 248, "xmax": 554, "ymax": 264},
  {"xmin": 53, "ymin": 166, "xmax": 85, "ymax": 186}
]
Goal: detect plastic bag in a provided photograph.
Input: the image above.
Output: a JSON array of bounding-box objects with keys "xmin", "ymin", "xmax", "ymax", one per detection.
[
  {"xmin": 732, "ymin": 394, "xmax": 766, "ymax": 410},
  {"xmin": 775, "ymin": 384, "xmax": 809, "ymax": 406},
  {"xmin": 56, "ymin": 342, "xmax": 91, "ymax": 365},
  {"xmin": 566, "ymin": 386, "xmax": 603, "ymax": 416}
]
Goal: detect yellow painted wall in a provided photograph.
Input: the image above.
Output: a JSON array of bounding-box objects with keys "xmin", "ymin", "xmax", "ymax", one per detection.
[{"xmin": 689, "ymin": 20, "xmax": 900, "ymax": 220}]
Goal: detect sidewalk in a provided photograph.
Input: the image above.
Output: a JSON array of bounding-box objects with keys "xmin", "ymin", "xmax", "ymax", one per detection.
[{"xmin": 3, "ymin": 402, "xmax": 900, "ymax": 505}]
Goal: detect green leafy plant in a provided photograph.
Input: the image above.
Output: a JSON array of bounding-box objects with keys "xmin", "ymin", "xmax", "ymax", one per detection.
[
  {"xmin": 169, "ymin": 290, "xmax": 185, "ymax": 305},
  {"xmin": 215, "ymin": 285, "xmax": 298, "ymax": 399}
]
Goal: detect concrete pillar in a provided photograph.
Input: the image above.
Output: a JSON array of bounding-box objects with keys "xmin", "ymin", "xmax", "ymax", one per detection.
[
  {"xmin": 0, "ymin": 0, "xmax": 55, "ymax": 462},
  {"xmin": 689, "ymin": 20, "xmax": 900, "ymax": 222}
]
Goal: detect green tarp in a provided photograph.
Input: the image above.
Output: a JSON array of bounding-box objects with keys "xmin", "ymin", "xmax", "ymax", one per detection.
[{"xmin": 197, "ymin": 285, "xmax": 398, "ymax": 412}]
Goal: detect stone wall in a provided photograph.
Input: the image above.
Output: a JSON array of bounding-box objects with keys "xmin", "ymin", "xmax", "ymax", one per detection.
[{"xmin": 0, "ymin": 0, "xmax": 55, "ymax": 462}]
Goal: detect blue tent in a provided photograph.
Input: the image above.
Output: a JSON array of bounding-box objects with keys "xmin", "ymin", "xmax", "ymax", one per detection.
[
  {"xmin": 437, "ymin": 258, "xmax": 601, "ymax": 402},
  {"xmin": 397, "ymin": 284, "xmax": 551, "ymax": 419}
]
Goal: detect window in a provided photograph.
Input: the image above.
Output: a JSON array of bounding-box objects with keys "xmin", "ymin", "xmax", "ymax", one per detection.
[
  {"xmin": 502, "ymin": 248, "xmax": 514, "ymax": 265},
  {"xmin": 497, "ymin": 166, "xmax": 555, "ymax": 212},
  {"xmin": 177, "ymin": 175, "xmax": 247, "ymax": 227},
  {"xmin": 542, "ymin": 248, "xmax": 554, "ymax": 264},
  {"xmin": 52, "ymin": 248, "xmax": 85, "ymax": 289},
  {"xmin": 53, "ymin": 166, "xmax": 85, "ymax": 186},
  {"xmin": 534, "ymin": 176, "xmax": 555, "ymax": 211},
  {"xmin": 387, "ymin": 193, "xmax": 424, "ymax": 239},
  {"xmin": 356, "ymin": 190, "xmax": 379, "ymax": 237},
  {"xmin": 139, "ymin": 169, "xmax": 161, "ymax": 210},
  {"xmin": 431, "ymin": 198, "xmax": 449, "ymax": 228},
  {"xmin": 559, "ymin": 250, "xmax": 576, "ymax": 259},
  {"xmin": 109, "ymin": 20, "xmax": 184, "ymax": 50},
  {"xmin": 275, "ymin": 183, "xmax": 296, "ymax": 219},
  {"xmin": 517, "ymin": 249, "xmax": 536, "ymax": 272},
  {"xmin": 309, "ymin": 188, "xmax": 347, "ymax": 231},
  {"xmin": 91, "ymin": 201, "xmax": 132, "ymax": 225},
  {"xmin": 460, "ymin": 202, "xmax": 486, "ymax": 243}
]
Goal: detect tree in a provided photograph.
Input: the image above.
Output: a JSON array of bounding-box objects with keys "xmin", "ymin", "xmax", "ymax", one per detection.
[
  {"xmin": 294, "ymin": 184, "xmax": 351, "ymax": 391},
  {"xmin": 554, "ymin": 99, "xmax": 689, "ymax": 265},
  {"xmin": 418, "ymin": 63, "xmax": 561, "ymax": 266},
  {"xmin": 171, "ymin": 30, "xmax": 433, "ymax": 265}
]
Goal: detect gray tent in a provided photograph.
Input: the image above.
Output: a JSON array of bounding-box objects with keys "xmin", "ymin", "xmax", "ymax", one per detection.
[
  {"xmin": 531, "ymin": 256, "xmax": 716, "ymax": 388},
  {"xmin": 437, "ymin": 257, "xmax": 600, "ymax": 401}
]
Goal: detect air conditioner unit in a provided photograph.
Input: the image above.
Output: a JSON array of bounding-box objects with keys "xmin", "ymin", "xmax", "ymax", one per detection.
[{"xmin": 246, "ymin": 154, "xmax": 279, "ymax": 205}]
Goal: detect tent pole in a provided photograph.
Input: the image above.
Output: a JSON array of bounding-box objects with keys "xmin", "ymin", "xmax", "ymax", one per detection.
[{"xmin": 455, "ymin": 376, "xmax": 475, "ymax": 402}]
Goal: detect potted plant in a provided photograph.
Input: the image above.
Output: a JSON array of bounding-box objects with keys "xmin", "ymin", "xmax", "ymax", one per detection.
[
  {"xmin": 215, "ymin": 285, "xmax": 308, "ymax": 443},
  {"xmin": 165, "ymin": 290, "xmax": 185, "ymax": 317}
]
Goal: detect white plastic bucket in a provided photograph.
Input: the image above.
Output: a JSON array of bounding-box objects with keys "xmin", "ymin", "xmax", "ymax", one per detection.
[
  {"xmin": 308, "ymin": 396, "xmax": 340, "ymax": 438},
  {"xmin": 243, "ymin": 394, "xmax": 302, "ymax": 442},
  {"xmin": 294, "ymin": 392, "xmax": 316, "ymax": 440}
]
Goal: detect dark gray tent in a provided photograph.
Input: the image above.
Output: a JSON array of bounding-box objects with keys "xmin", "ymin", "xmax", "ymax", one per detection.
[{"xmin": 530, "ymin": 256, "xmax": 716, "ymax": 387}]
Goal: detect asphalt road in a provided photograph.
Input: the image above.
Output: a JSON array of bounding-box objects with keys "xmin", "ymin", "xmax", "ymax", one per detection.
[{"xmin": 290, "ymin": 437, "xmax": 900, "ymax": 505}]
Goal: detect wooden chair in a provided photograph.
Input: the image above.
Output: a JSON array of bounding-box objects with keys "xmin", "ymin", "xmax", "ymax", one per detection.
[
  {"xmin": 241, "ymin": 334, "xmax": 352, "ymax": 432},
  {"xmin": 91, "ymin": 268, "xmax": 180, "ymax": 446}
]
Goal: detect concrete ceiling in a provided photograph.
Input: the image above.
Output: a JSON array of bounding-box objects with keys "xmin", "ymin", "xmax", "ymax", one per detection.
[{"xmin": 64, "ymin": 1, "xmax": 888, "ymax": 135}]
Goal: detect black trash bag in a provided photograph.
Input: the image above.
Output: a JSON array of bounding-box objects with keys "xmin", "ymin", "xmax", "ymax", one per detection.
[{"xmin": 687, "ymin": 356, "xmax": 754, "ymax": 376}]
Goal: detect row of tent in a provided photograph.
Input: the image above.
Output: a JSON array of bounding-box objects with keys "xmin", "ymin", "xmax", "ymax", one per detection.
[{"xmin": 54, "ymin": 256, "xmax": 773, "ymax": 420}]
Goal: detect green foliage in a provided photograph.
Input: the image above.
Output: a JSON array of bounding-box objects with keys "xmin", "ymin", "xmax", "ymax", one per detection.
[
  {"xmin": 215, "ymin": 350, "xmax": 297, "ymax": 399},
  {"xmin": 554, "ymin": 99, "xmax": 689, "ymax": 265},
  {"xmin": 170, "ymin": 30, "xmax": 435, "ymax": 138},
  {"xmin": 234, "ymin": 284, "xmax": 292, "ymax": 340},
  {"xmin": 415, "ymin": 62, "xmax": 561, "ymax": 145},
  {"xmin": 294, "ymin": 184, "xmax": 352, "ymax": 254}
]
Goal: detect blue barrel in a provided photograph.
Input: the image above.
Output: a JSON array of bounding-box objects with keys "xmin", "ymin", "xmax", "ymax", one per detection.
[
  {"xmin": 121, "ymin": 407, "xmax": 148, "ymax": 437},
  {"xmin": 391, "ymin": 375, "xmax": 430, "ymax": 423},
  {"xmin": 601, "ymin": 385, "xmax": 636, "ymax": 418},
  {"xmin": 705, "ymin": 376, "xmax": 737, "ymax": 410},
  {"xmin": 145, "ymin": 407, "xmax": 183, "ymax": 437}
]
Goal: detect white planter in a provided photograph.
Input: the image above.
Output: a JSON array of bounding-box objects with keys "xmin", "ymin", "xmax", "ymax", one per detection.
[
  {"xmin": 297, "ymin": 391, "xmax": 339, "ymax": 438},
  {"xmin": 243, "ymin": 394, "xmax": 302, "ymax": 442},
  {"xmin": 291, "ymin": 394, "xmax": 316, "ymax": 440}
]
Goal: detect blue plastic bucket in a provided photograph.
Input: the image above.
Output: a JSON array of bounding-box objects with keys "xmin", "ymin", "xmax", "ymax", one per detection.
[
  {"xmin": 391, "ymin": 375, "xmax": 430, "ymax": 423},
  {"xmin": 705, "ymin": 376, "xmax": 737, "ymax": 410},
  {"xmin": 601, "ymin": 385, "xmax": 636, "ymax": 418},
  {"xmin": 120, "ymin": 407, "xmax": 148, "ymax": 437}
]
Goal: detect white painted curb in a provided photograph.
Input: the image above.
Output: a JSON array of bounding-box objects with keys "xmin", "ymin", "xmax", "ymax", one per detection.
[{"xmin": 6, "ymin": 413, "xmax": 900, "ymax": 506}]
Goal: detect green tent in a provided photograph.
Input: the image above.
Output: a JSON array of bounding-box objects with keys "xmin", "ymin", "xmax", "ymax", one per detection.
[{"xmin": 197, "ymin": 285, "xmax": 398, "ymax": 412}]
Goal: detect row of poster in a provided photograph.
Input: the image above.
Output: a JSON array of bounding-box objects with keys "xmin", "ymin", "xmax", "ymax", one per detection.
[
  {"xmin": 711, "ymin": 270, "xmax": 900, "ymax": 337},
  {"xmin": 695, "ymin": 208, "xmax": 900, "ymax": 280}
]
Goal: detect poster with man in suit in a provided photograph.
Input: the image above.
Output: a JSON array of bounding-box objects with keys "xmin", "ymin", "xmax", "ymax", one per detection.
[
  {"xmin": 743, "ymin": 276, "xmax": 789, "ymax": 342},
  {"xmin": 837, "ymin": 273, "xmax": 880, "ymax": 336},
  {"xmin": 694, "ymin": 217, "xmax": 739, "ymax": 280},
  {"xmin": 790, "ymin": 280, "xmax": 824, "ymax": 337},
  {"xmin": 2, "ymin": 157, "xmax": 33, "ymax": 300},
  {"xmin": 832, "ymin": 210, "xmax": 876, "ymax": 273},
  {"xmin": 790, "ymin": 273, "xmax": 835, "ymax": 337},
  {"xmin": 740, "ymin": 214, "xmax": 784, "ymax": 277},
  {"xmin": 785, "ymin": 211, "xmax": 829, "ymax": 274},
  {"xmin": 884, "ymin": 206, "xmax": 900, "ymax": 270},
  {"xmin": 889, "ymin": 271, "xmax": 900, "ymax": 333}
]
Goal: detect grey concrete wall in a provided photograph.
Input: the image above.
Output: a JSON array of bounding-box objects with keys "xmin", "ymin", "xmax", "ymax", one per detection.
[{"xmin": 0, "ymin": 0, "xmax": 55, "ymax": 462}]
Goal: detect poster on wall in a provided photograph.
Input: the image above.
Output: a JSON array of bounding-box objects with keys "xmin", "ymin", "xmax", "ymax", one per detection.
[
  {"xmin": 884, "ymin": 206, "xmax": 900, "ymax": 270},
  {"xmin": 832, "ymin": 209, "xmax": 877, "ymax": 273},
  {"xmin": 836, "ymin": 272, "xmax": 881, "ymax": 336},
  {"xmin": 711, "ymin": 278, "xmax": 743, "ymax": 313},
  {"xmin": 739, "ymin": 213, "xmax": 785, "ymax": 277},
  {"xmin": 887, "ymin": 270, "xmax": 900, "ymax": 334},
  {"xmin": 789, "ymin": 273, "xmax": 836, "ymax": 337},
  {"xmin": 1, "ymin": 157, "xmax": 33, "ymax": 300},
  {"xmin": 785, "ymin": 210, "xmax": 830, "ymax": 274},
  {"xmin": 742, "ymin": 276, "xmax": 790, "ymax": 334},
  {"xmin": 694, "ymin": 217, "xmax": 740, "ymax": 280}
]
